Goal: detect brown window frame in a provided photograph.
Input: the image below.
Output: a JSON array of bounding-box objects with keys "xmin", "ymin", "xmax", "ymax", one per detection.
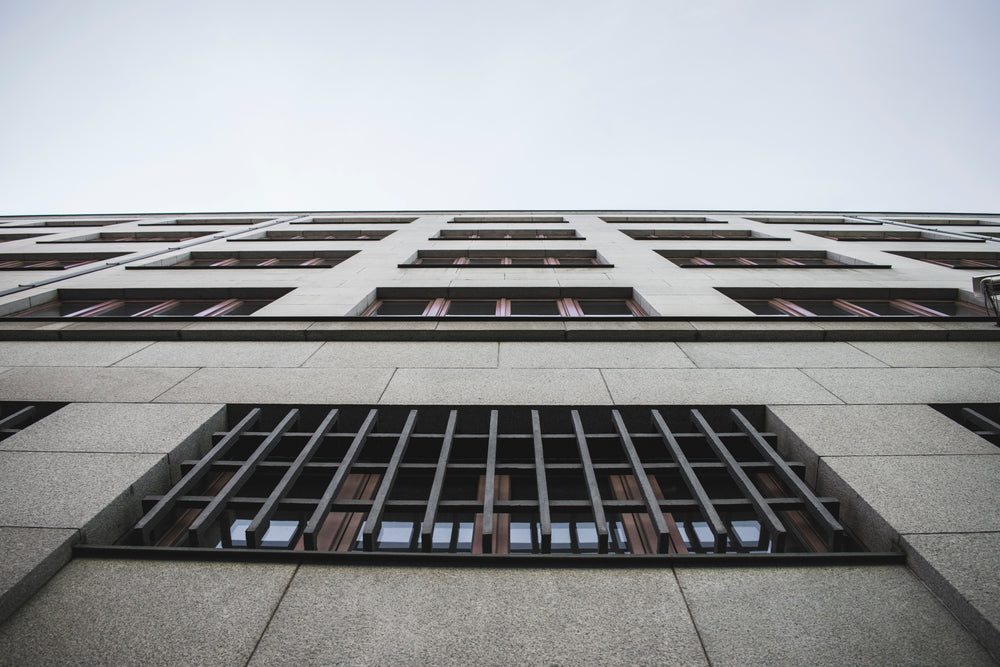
[
  {"xmin": 741, "ymin": 297, "xmax": 987, "ymax": 318},
  {"xmin": 12, "ymin": 297, "xmax": 274, "ymax": 318},
  {"xmin": 363, "ymin": 297, "xmax": 645, "ymax": 317}
]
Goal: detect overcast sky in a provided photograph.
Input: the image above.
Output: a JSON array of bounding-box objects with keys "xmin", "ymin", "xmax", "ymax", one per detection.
[{"xmin": 1, "ymin": 1, "xmax": 998, "ymax": 215}]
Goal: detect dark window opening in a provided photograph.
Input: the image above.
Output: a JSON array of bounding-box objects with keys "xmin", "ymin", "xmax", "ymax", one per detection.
[
  {"xmin": 735, "ymin": 297, "xmax": 987, "ymax": 318},
  {"xmin": 364, "ymin": 297, "xmax": 645, "ymax": 317},
  {"xmin": 123, "ymin": 405, "xmax": 865, "ymax": 557},
  {"xmin": 0, "ymin": 402, "xmax": 65, "ymax": 442},
  {"xmin": 931, "ymin": 404, "xmax": 1000, "ymax": 448},
  {"xmin": 11, "ymin": 295, "xmax": 283, "ymax": 318}
]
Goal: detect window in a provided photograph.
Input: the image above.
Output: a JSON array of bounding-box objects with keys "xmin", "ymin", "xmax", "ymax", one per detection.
[
  {"xmin": 0, "ymin": 253, "xmax": 128, "ymax": 270},
  {"xmin": 122, "ymin": 405, "xmax": 863, "ymax": 556},
  {"xmin": 246, "ymin": 230, "xmax": 393, "ymax": 241},
  {"xmin": 734, "ymin": 297, "xmax": 986, "ymax": 318},
  {"xmin": 887, "ymin": 252, "xmax": 1000, "ymax": 270},
  {"xmin": 0, "ymin": 403, "xmax": 65, "ymax": 442},
  {"xmin": 600, "ymin": 216, "xmax": 721, "ymax": 223},
  {"xmin": 401, "ymin": 251, "xmax": 609, "ymax": 267},
  {"xmin": 0, "ymin": 218, "xmax": 137, "ymax": 227},
  {"xmin": 0, "ymin": 233, "xmax": 50, "ymax": 243},
  {"xmin": 656, "ymin": 250, "xmax": 882, "ymax": 268},
  {"xmin": 364, "ymin": 297, "xmax": 645, "ymax": 317},
  {"xmin": 138, "ymin": 218, "xmax": 273, "ymax": 226},
  {"xmin": 7, "ymin": 289, "xmax": 291, "ymax": 318},
  {"xmin": 802, "ymin": 230, "xmax": 982, "ymax": 243},
  {"xmin": 293, "ymin": 217, "xmax": 416, "ymax": 224},
  {"xmin": 744, "ymin": 216, "xmax": 875, "ymax": 225},
  {"xmin": 131, "ymin": 251, "xmax": 358, "ymax": 269},
  {"xmin": 886, "ymin": 217, "xmax": 1000, "ymax": 227},
  {"xmin": 450, "ymin": 216, "xmax": 566, "ymax": 224},
  {"xmin": 43, "ymin": 231, "xmax": 213, "ymax": 243},
  {"xmin": 432, "ymin": 229, "xmax": 583, "ymax": 240},
  {"xmin": 621, "ymin": 230, "xmax": 785, "ymax": 241},
  {"xmin": 931, "ymin": 404, "xmax": 1000, "ymax": 448}
]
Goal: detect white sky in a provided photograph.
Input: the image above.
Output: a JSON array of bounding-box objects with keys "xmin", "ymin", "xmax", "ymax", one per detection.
[{"xmin": 1, "ymin": 1, "xmax": 998, "ymax": 215}]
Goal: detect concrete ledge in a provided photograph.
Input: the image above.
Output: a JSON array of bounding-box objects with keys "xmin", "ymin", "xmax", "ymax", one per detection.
[
  {"xmin": 902, "ymin": 532, "xmax": 1000, "ymax": 662},
  {"xmin": 0, "ymin": 320, "xmax": 995, "ymax": 342},
  {"xmin": 0, "ymin": 527, "xmax": 78, "ymax": 626}
]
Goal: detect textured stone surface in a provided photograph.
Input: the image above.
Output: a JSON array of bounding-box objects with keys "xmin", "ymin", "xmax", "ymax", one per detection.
[
  {"xmin": 304, "ymin": 341, "xmax": 498, "ymax": 367},
  {"xmin": 0, "ymin": 559, "xmax": 295, "ymax": 667},
  {"xmin": 380, "ymin": 368, "xmax": 613, "ymax": 404},
  {"xmin": 850, "ymin": 341, "xmax": 1000, "ymax": 367},
  {"xmin": 903, "ymin": 532, "xmax": 1000, "ymax": 660},
  {"xmin": 0, "ymin": 451, "xmax": 167, "ymax": 543},
  {"xmin": 0, "ymin": 403, "xmax": 225, "ymax": 481},
  {"xmin": 602, "ymin": 368, "xmax": 841, "ymax": 404},
  {"xmin": 678, "ymin": 341, "xmax": 886, "ymax": 368},
  {"xmin": 676, "ymin": 565, "xmax": 995, "ymax": 667},
  {"xmin": 0, "ymin": 341, "xmax": 152, "ymax": 366},
  {"xmin": 499, "ymin": 341, "xmax": 694, "ymax": 368},
  {"xmin": 154, "ymin": 367, "xmax": 395, "ymax": 403},
  {"xmin": 767, "ymin": 404, "xmax": 999, "ymax": 485},
  {"xmin": 0, "ymin": 527, "xmax": 77, "ymax": 624},
  {"xmin": 803, "ymin": 367, "xmax": 1000, "ymax": 403},
  {"xmin": 0, "ymin": 366, "xmax": 196, "ymax": 402},
  {"xmin": 249, "ymin": 565, "xmax": 707, "ymax": 666},
  {"xmin": 819, "ymin": 455, "xmax": 1000, "ymax": 551},
  {"xmin": 113, "ymin": 340, "xmax": 323, "ymax": 367}
]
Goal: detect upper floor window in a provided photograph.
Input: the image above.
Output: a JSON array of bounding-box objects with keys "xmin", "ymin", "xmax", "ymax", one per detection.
[
  {"xmin": 600, "ymin": 216, "xmax": 721, "ymax": 223},
  {"xmin": 885, "ymin": 217, "xmax": 1000, "ymax": 227},
  {"xmin": 42, "ymin": 231, "xmax": 213, "ymax": 244},
  {"xmin": 0, "ymin": 252, "xmax": 127, "ymax": 270},
  {"xmin": 138, "ymin": 217, "xmax": 273, "ymax": 226},
  {"xmin": 293, "ymin": 217, "xmax": 416, "ymax": 224},
  {"xmin": 245, "ymin": 230, "xmax": 393, "ymax": 241},
  {"xmin": 130, "ymin": 250, "xmax": 358, "ymax": 269},
  {"xmin": 365, "ymin": 297, "xmax": 644, "ymax": 317},
  {"xmin": 432, "ymin": 229, "xmax": 583, "ymax": 240},
  {"xmin": 400, "ymin": 251, "xmax": 609, "ymax": 267},
  {"xmin": 0, "ymin": 233, "xmax": 52, "ymax": 243},
  {"xmin": 887, "ymin": 251, "xmax": 1000, "ymax": 270},
  {"xmin": 449, "ymin": 216, "xmax": 566, "ymax": 224},
  {"xmin": 802, "ymin": 230, "xmax": 983, "ymax": 243},
  {"xmin": 736, "ymin": 297, "xmax": 986, "ymax": 318},
  {"xmin": 622, "ymin": 230, "xmax": 784, "ymax": 241},
  {"xmin": 656, "ymin": 250, "xmax": 885, "ymax": 269},
  {"xmin": 0, "ymin": 218, "xmax": 137, "ymax": 228},
  {"xmin": 5, "ymin": 288, "xmax": 291, "ymax": 318}
]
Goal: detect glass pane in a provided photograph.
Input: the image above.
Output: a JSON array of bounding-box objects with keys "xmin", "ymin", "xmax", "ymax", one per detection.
[
  {"xmin": 555, "ymin": 258, "xmax": 595, "ymax": 266},
  {"xmin": 466, "ymin": 257, "xmax": 503, "ymax": 265},
  {"xmin": 577, "ymin": 300, "xmax": 633, "ymax": 315},
  {"xmin": 375, "ymin": 300, "xmax": 430, "ymax": 316},
  {"xmin": 378, "ymin": 521, "xmax": 417, "ymax": 550},
  {"xmin": 446, "ymin": 300, "xmax": 497, "ymax": 315},
  {"xmin": 509, "ymin": 300, "xmax": 560, "ymax": 315},
  {"xmin": 737, "ymin": 299, "xmax": 789, "ymax": 316},
  {"xmin": 510, "ymin": 522, "xmax": 539, "ymax": 552}
]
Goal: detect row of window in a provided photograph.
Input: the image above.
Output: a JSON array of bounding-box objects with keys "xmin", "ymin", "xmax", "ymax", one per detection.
[
  {"xmin": 5, "ymin": 251, "xmax": 1000, "ymax": 271},
  {"xmin": 8, "ymin": 292, "xmax": 985, "ymax": 319},
  {"xmin": 7, "ymin": 228, "xmax": 1000, "ymax": 245}
]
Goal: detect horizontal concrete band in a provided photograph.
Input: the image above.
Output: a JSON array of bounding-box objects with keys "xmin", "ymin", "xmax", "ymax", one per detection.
[{"xmin": 1, "ymin": 319, "xmax": 999, "ymax": 342}]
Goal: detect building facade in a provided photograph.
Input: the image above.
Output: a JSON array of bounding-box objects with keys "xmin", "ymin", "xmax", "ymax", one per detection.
[{"xmin": 0, "ymin": 210, "xmax": 998, "ymax": 664}]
